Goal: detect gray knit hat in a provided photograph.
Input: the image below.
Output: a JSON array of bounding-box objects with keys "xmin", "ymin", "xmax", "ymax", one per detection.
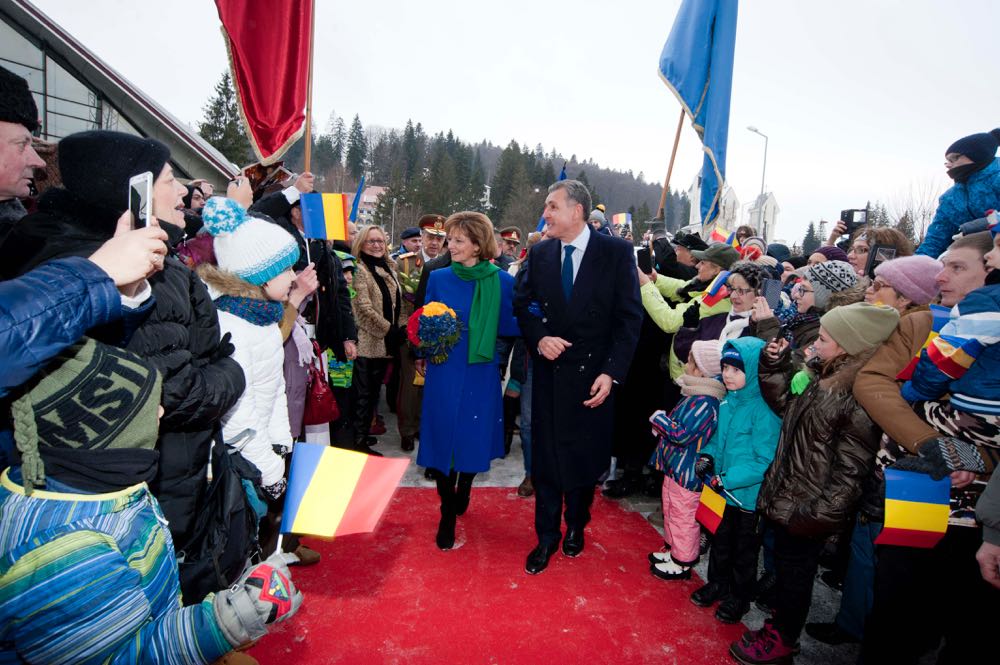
[
  {"xmin": 820, "ymin": 302, "xmax": 900, "ymax": 356},
  {"xmin": 804, "ymin": 260, "xmax": 858, "ymax": 309}
]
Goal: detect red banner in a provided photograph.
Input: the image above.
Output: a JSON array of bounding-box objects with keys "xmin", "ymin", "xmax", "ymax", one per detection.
[{"xmin": 215, "ymin": 0, "xmax": 312, "ymax": 165}]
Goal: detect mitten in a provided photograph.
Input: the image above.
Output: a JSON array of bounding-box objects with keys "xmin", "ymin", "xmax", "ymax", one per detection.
[
  {"xmin": 694, "ymin": 454, "xmax": 714, "ymax": 477},
  {"xmin": 210, "ymin": 332, "xmax": 236, "ymax": 364},
  {"xmin": 213, "ymin": 554, "xmax": 304, "ymax": 647},
  {"xmin": 891, "ymin": 436, "xmax": 987, "ymax": 480}
]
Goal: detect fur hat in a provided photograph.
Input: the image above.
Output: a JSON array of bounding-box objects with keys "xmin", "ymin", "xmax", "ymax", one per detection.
[
  {"xmin": 728, "ymin": 260, "xmax": 770, "ymax": 290},
  {"xmin": 58, "ymin": 131, "xmax": 170, "ymax": 213},
  {"xmin": 202, "ymin": 197, "xmax": 299, "ymax": 286},
  {"xmin": 0, "ymin": 66, "xmax": 38, "ymax": 132},
  {"xmin": 874, "ymin": 255, "xmax": 943, "ymax": 305},
  {"xmin": 803, "ymin": 260, "xmax": 857, "ymax": 309},
  {"xmin": 946, "ymin": 129, "xmax": 1000, "ymax": 164},
  {"xmin": 820, "ymin": 302, "xmax": 900, "ymax": 356},
  {"xmin": 812, "ymin": 245, "xmax": 850, "ymax": 263},
  {"xmin": 690, "ymin": 340, "xmax": 722, "ymax": 377}
]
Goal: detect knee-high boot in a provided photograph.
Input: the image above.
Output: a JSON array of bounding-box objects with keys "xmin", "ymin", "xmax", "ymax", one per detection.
[
  {"xmin": 434, "ymin": 470, "xmax": 457, "ymax": 550},
  {"xmin": 455, "ymin": 472, "xmax": 477, "ymax": 516},
  {"xmin": 502, "ymin": 395, "xmax": 519, "ymax": 456}
]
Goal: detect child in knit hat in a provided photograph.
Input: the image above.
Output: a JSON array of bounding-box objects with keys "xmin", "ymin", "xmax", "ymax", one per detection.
[
  {"xmin": 0, "ymin": 339, "xmax": 302, "ymax": 664},
  {"xmin": 647, "ymin": 340, "xmax": 726, "ymax": 581},
  {"xmin": 197, "ymin": 196, "xmax": 300, "ymax": 501},
  {"xmin": 690, "ymin": 337, "xmax": 782, "ymax": 625},
  {"xmin": 734, "ymin": 302, "xmax": 900, "ymax": 663}
]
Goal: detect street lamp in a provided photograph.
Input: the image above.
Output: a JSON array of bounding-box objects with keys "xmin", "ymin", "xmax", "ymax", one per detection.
[{"xmin": 747, "ymin": 126, "xmax": 769, "ymax": 238}]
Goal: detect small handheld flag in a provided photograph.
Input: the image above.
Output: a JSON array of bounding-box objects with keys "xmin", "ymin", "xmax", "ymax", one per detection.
[
  {"xmin": 695, "ymin": 483, "xmax": 726, "ymax": 534},
  {"xmin": 874, "ymin": 468, "xmax": 949, "ymax": 548},
  {"xmin": 709, "ymin": 225, "xmax": 728, "ymax": 244},
  {"xmin": 301, "ymin": 192, "xmax": 350, "ymax": 241},
  {"xmin": 349, "ymin": 175, "xmax": 366, "ymax": 223},
  {"xmin": 612, "ymin": 213, "xmax": 632, "ymax": 226},
  {"xmin": 701, "ymin": 270, "xmax": 731, "ymax": 307},
  {"xmin": 281, "ymin": 443, "xmax": 409, "ymax": 537},
  {"xmin": 535, "ymin": 162, "xmax": 569, "ymax": 232}
]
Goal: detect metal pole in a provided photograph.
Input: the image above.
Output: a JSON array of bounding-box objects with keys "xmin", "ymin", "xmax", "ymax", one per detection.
[
  {"xmin": 303, "ymin": 0, "xmax": 316, "ymax": 172},
  {"xmin": 759, "ymin": 134, "xmax": 768, "ymax": 238},
  {"xmin": 391, "ymin": 197, "xmax": 397, "ymax": 243}
]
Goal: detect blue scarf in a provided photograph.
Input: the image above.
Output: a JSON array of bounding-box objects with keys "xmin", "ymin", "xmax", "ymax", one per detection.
[{"xmin": 214, "ymin": 295, "xmax": 284, "ymax": 326}]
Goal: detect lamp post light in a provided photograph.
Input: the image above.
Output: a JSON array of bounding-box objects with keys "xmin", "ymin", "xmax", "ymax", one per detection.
[{"xmin": 747, "ymin": 126, "xmax": 769, "ymax": 238}]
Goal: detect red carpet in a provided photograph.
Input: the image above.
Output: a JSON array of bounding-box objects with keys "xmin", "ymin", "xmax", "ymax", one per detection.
[{"xmin": 250, "ymin": 488, "xmax": 745, "ymax": 664}]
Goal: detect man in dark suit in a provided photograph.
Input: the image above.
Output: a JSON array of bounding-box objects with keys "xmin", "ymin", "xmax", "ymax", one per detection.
[{"xmin": 514, "ymin": 179, "xmax": 642, "ymax": 574}]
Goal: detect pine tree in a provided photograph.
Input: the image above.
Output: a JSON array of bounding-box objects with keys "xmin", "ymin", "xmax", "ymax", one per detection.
[
  {"xmin": 895, "ymin": 212, "xmax": 917, "ymax": 245},
  {"xmin": 345, "ymin": 114, "xmax": 367, "ymax": 181},
  {"xmin": 198, "ymin": 71, "xmax": 253, "ymax": 165},
  {"xmin": 331, "ymin": 117, "xmax": 346, "ymax": 165},
  {"xmin": 489, "ymin": 140, "xmax": 523, "ymax": 221},
  {"xmin": 802, "ymin": 221, "xmax": 821, "ymax": 255}
]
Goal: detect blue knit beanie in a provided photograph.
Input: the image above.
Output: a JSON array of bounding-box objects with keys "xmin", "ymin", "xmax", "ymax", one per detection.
[
  {"xmin": 946, "ymin": 129, "xmax": 1000, "ymax": 164},
  {"xmin": 202, "ymin": 197, "xmax": 299, "ymax": 285}
]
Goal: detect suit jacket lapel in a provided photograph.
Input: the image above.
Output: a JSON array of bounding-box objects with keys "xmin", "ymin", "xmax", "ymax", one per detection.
[{"xmin": 567, "ymin": 233, "xmax": 605, "ymax": 319}]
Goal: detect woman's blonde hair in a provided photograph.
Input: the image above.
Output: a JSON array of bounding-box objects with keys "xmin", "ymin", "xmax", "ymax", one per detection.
[
  {"xmin": 352, "ymin": 224, "xmax": 387, "ymax": 258},
  {"xmin": 444, "ymin": 211, "xmax": 497, "ymax": 260}
]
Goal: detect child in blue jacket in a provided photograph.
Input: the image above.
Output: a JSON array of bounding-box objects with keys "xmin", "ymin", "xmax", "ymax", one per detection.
[{"xmin": 690, "ymin": 337, "xmax": 782, "ymax": 624}]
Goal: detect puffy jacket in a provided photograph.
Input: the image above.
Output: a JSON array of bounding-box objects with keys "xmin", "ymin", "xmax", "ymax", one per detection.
[
  {"xmin": 917, "ymin": 158, "xmax": 1000, "ymax": 258},
  {"xmin": 198, "ymin": 265, "xmax": 294, "ymax": 489},
  {"xmin": 698, "ymin": 337, "xmax": 782, "ymax": 509},
  {"xmin": 758, "ymin": 348, "xmax": 883, "ymax": 537},
  {"xmin": 352, "ymin": 257, "xmax": 401, "ymax": 359},
  {"xmin": 0, "ymin": 189, "xmax": 246, "ymax": 544}
]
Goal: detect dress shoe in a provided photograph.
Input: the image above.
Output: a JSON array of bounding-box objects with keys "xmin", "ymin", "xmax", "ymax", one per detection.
[
  {"xmin": 691, "ymin": 581, "xmax": 727, "ymax": 607},
  {"xmin": 290, "ymin": 544, "xmax": 321, "ymax": 566},
  {"xmin": 715, "ymin": 597, "xmax": 751, "ymax": 624},
  {"xmin": 804, "ymin": 621, "xmax": 859, "ymax": 645},
  {"xmin": 516, "ymin": 476, "xmax": 534, "ymax": 497},
  {"xmin": 401, "ymin": 435, "xmax": 415, "ymax": 452},
  {"xmin": 525, "ymin": 543, "xmax": 559, "ymax": 575},
  {"xmin": 370, "ymin": 419, "xmax": 387, "ymax": 436},
  {"xmin": 562, "ymin": 529, "xmax": 584, "ymax": 557}
]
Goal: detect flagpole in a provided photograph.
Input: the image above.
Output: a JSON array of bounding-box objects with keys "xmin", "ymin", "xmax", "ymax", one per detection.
[
  {"xmin": 303, "ymin": 0, "xmax": 316, "ymax": 173},
  {"xmin": 656, "ymin": 109, "xmax": 685, "ymax": 221}
]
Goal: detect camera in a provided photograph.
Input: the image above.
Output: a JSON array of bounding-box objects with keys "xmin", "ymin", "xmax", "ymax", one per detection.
[{"xmin": 840, "ymin": 208, "xmax": 868, "ymax": 235}]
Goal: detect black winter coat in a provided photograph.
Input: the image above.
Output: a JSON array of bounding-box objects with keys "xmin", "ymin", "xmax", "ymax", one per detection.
[
  {"xmin": 757, "ymin": 347, "xmax": 883, "ymax": 538},
  {"xmin": 0, "ymin": 189, "xmax": 246, "ymax": 544}
]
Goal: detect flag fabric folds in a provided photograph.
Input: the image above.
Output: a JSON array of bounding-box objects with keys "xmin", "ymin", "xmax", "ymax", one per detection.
[
  {"xmin": 301, "ymin": 193, "xmax": 350, "ymax": 241},
  {"xmin": 612, "ymin": 213, "xmax": 632, "ymax": 226},
  {"xmin": 895, "ymin": 304, "xmax": 951, "ymax": 380},
  {"xmin": 215, "ymin": 0, "xmax": 312, "ymax": 165},
  {"xmin": 281, "ymin": 443, "xmax": 409, "ymax": 537},
  {"xmin": 874, "ymin": 469, "xmax": 950, "ymax": 548},
  {"xmin": 658, "ymin": 0, "xmax": 738, "ymax": 227},
  {"xmin": 695, "ymin": 484, "xmax": 726, "ymax": 534},
  {"xmin": 349, "ymin": 175, "xmax": 366, "ymax": 223},
  {"xmin": 701, "ymin": 269, "xmax": 731, "ymax": 307}
]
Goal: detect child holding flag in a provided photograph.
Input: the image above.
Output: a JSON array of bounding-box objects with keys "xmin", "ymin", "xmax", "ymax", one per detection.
[
  {"xmin": 690, "ymin": 337, "xmax": 781, "ymax": 624},
  {"xmin": 731, "ymin": 302, "xmax": 900, "ymax": 664},
  {"xmin": 647, "ymin": 340, "xmax": 725, "ymax": 581}
]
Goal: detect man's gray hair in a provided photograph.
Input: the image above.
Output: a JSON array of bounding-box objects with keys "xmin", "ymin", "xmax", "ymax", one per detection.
[{"xmin": 548, "ymin": 179, "xmax": 591, "ymax": 220}]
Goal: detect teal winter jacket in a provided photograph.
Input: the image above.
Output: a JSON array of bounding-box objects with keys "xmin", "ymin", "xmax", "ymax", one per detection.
[{"xmin": 699, "ymin": 337, "xmax": 782, "ymax": 509}]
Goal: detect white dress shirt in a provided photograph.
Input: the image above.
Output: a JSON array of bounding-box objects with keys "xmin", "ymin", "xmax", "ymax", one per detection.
[{"xmin": 560, "ymin": 223, "xmax": 591, "ymax": 283}]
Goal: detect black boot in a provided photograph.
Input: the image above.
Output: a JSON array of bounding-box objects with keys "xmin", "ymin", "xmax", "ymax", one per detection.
[
  {"xmin": 502, "ymin": 395, "xmax": 519, "ymax": 456},
  {"xmin": 455, "ymin": 472, "xmax": 477, "ymax": 516},
  {"xmin": 434, "ymin": 471, "xmax": 457, "ymax": 550}
]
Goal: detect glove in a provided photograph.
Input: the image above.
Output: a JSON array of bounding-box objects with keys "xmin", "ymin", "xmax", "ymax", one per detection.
[
  {"xmin": 210, "ymin": 332, "xmax": 236, "ymax": 364},
  {"xmin": 213, "ymin": 553, "xmax": 304, "ymax": 647},
  {"xmin": 694, "ymin": 454, "xmax": 714, "ymax": 477},
  {"xmin": 891, "ymin": 436, "xmax": 987, "ymax": 480}
]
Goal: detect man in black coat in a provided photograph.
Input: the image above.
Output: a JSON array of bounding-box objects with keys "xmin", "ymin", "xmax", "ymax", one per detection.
[{"xmin": 514, "ymin": 179, "xmax": 642, "ymax": 574}]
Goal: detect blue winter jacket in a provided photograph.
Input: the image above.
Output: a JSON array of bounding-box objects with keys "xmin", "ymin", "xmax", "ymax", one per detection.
[
  {"xmin": 917, "ymin": 158, "xmax": 1000, "ymax": 258},
  {"xmin": 699, "ymin": 337, "xmax": 783, "ymax": 509},
  {"xmin": 0, "ymin": 257, "xmax": 138, "ymax": 468}
]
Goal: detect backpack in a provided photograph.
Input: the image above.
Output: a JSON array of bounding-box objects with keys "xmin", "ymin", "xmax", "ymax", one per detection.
[{"xmin": 176, "ymin": 439, "xmax": 263, "ymax": 605}]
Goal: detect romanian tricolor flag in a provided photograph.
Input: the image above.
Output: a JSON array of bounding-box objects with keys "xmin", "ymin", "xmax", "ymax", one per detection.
[
  {"xmin": 896, "ymin": 304, "xmax": 951, "ymax": 380},
  {"xmin": 301, "ymin": 192, "xmax": 350, "ymax": 241},
  {"xmin": 701, "ymin": 269, "xmax": 731, "ymax": 307},
  {"xmin": 924, "ymin": 335, "xmax": 984, "ymax": 379},
  {"xmin": 709, "ymin": 225, "xmax": 729, "ymax": 244},
  {"xmin": 612, "ymin": 212, "xmax": 632, "ymax": 226},
  {"xmin": 281, "ymin": 443, "xmax": 409, "ymax": 537},
  {"xmin": 695, "ymin": 483, "xmax": 726, "ymax": 534},
  {"xmin": 874, "ymin": 468, "xmax": 949, "ymax": 548}
]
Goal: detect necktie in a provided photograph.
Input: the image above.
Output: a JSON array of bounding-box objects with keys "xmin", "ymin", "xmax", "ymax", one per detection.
[{"xmin": 562, "ymin": 245, "xmax": 575, "ymax": 300}]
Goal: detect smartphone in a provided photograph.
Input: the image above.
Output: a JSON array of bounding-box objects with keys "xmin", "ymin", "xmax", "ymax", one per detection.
[
  {"xmin": 865, "ymin": 244, "xmax": 897, "ymax": 279},
  {"xmin": 761, "ymin": 278, "xmax": 783, "ymax": 310},
  {"xmin": 128, "ymin": 171, "xmax": 154, "ymax": 229},
  {"xmin": 636, "ymin": 246, "xmax": 653, "ymax": 274},
  {"xmin": 840, "ymin": 208, "xmax": 867, "ymax": 235}
]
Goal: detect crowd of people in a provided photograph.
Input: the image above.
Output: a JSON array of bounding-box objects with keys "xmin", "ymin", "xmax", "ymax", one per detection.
[{"xmin": 1, "ymin": 59, "xmax": 999, "ymax": 664}]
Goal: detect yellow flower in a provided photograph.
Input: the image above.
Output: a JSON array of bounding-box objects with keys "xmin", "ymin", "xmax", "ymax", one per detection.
[{"xmin": 423, "ymin": 301, "xmax": 454, "ymax": 318}]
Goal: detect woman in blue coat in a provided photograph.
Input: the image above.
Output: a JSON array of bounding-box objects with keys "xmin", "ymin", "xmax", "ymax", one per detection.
[{"xmin": 416, "ymin": 211, "xmax": 519, "ymax": 550}]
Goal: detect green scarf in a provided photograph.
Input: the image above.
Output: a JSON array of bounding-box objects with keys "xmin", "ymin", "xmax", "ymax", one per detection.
[{"xmin": 450, "ymin": 260, "xmax": 501, "ymax": 364}]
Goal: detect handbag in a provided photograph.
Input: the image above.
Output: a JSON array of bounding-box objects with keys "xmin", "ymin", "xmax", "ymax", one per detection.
[{"xmin": 303, "ymin": 341, "xmax": 340, "ymax": 425}]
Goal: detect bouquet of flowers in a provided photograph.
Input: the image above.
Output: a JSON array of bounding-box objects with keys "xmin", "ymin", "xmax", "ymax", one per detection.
[
  {"xmin": 407, "ymin": 301, "xmax": 462, "ymax": 364},
  {"xmin": 397, "ymin": 270, "xmax": 421, "ymax": 304}
]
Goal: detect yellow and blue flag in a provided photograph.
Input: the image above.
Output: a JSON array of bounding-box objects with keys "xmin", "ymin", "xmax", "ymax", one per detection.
[
  {"xmin": 874, "ymin": 468, "xmax": 949, "ymax": 548},
  {"xmin": 281, "ymin": 443, "xmax": 409, "ymax": 537},
  {"xmin": 658, "ymin": 0, "xmax": 738, "ymax": 227},
  {"xmin": 301, "ymin": 192, "xmax": 349, "ymax": 241}
]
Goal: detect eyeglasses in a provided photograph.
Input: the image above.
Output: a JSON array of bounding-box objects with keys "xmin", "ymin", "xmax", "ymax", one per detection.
[
  {"xmin": 869, "ymin": 278, "xmax": 894, "ymax": 291},
  {"xmin": 791, "ymin": 284, "xmax": 813, "ymax": 298},
  {"xmin": 727, "ymin": 286, "xmax": 755, "ymax": 296},
  {"xmin": 364, "ymin": 238, "xmax": 386, "ymax": 246}
]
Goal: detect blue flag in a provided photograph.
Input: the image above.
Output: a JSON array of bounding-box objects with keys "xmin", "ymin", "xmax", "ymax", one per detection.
[
  {"xmin": 349, "ymin": 175, "xmax": 366, "ymax": 222},
  {"xmin": 536, "ymin": 162, "xmax": 569, "ymax": 232},
  {"xmin": 658, "ymin": 0, "xmax": 738, "ymax": 227}
]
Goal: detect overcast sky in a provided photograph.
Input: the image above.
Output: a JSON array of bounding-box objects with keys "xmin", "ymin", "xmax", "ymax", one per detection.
[{"xmin": 31, "ymin": 0, "xmax": 1000, "ymax": 243}]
